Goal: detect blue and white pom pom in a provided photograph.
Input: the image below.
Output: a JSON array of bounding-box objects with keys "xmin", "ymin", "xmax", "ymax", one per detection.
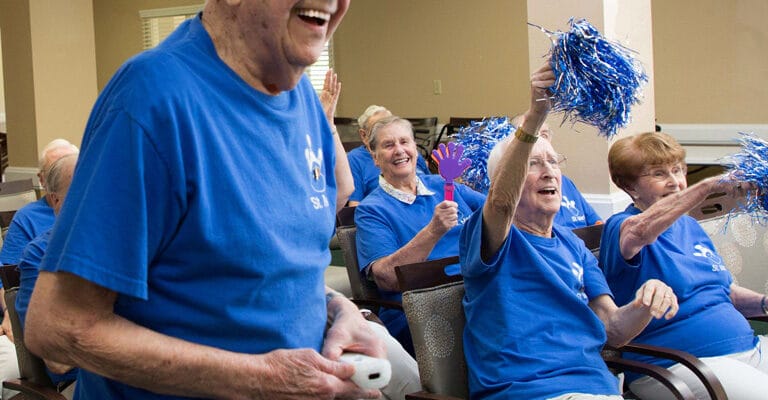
[
  {"xmin": 452, "ymin": 117, "xmax": 515, "ymax": 194},
  {"xmin": 531, "ymin": 18, "xmax": 647, "ymax": 139},
  {"xmin": 725, "ymin": 132, "xmax": 768, "ymax": 217}
]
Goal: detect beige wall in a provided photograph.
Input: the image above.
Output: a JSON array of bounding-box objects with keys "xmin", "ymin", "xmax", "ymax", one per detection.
[
  {"xmin": 333, "ymin": 0, "xmax": 531, "ymax": 120},
  {"xmin": 29, "ymin": 0, "xmax": 98, "ymax": 153},
  {"xmin": 2, "ymin": 0, "xmax": 765, "ymax": 179},
  {"xmin": 93, "ymin": 0, "xmax": 202, "ymax": 90},
  {"xmin": 0, "ymin": 31, "xmax": 4, "ymax": 130},
  {"xmin": 652, "ymin": 0, "xmax": 768, "ymax": 123},
  {"xmin": 88, "ymin": 0, "xmax": 768, "ymax": 126},
  {"xmin": 0, "ymin": 1, "xmax": 37, "ymax": 167}
]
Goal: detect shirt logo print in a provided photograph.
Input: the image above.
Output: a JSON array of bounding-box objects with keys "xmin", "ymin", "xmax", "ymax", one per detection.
[
  {"xmin": 692, "ymin": 243, "xmax": 727, "ymax": 272},
  {"xmin": 304, "ymin": 134, "xmax": 326, "ymax": 194},
  {"xmin": 571, "ymin": 262, "xmax": 588, "ymax": 303},
  {"xmin": 562, "ymin": 195, "xmax": 586, "ymax": 223}
]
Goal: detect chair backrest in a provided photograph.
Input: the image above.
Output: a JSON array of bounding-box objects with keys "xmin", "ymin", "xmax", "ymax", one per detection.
[
  {"xmin": 0, "ymin": 179, "xmax": 37, "ymax": 213},
  {"xmin": 688, "ymin": 191, "xmax": 745, "ymax": 221},
  {"xmin": 3, "ymin": 285, "xmax": 57, "ymax": 388},
  {"xmin": 699, "ymin": 212, "xmax": 768, "ymax": 295},
  {"xmin": 405, "ymin": 117, "xmax": 438, "ymax": 159},
  {"xmin": 572, "ymin": 223, "xmax": 604, "ymax": 255},
  {"xmin": 333, "ymin": 117, "xmax": 361, "ymax": 143},
  {"xmin": 401, "ymin": 281, "xmax": 467, "ymax": 399},
  {"xmin": 396, "ymin": 258, "xmax": 467, "ymax": 399}
]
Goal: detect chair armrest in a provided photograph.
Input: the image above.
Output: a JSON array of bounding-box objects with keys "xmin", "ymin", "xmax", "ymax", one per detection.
[
  {"xmin": 405, "ymin": 390, "xmax": 464, "ymax": 400},
  {"xmin": 748, "ymin": 315, "xmax": 768, "ymax": 322},
  {"xmin": 619, "ymin": 343, "xmax": 727, "ymax": 400},
  {"xmin": 350, "ymin": 298, "xmax": 403, "ymax": 311},
  {"xmin": 2, "ymin": 378, "xmax": 68, "ymax": 400},
  {"xmin": 395, "ymin": 256, "xmax": 461, "ymax": 292},
  {"xmin": 602, "ymin": 355, "xmax": 695, "ymax": 400}
]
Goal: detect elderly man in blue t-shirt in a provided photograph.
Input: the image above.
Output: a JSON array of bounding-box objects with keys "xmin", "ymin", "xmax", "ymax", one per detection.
[{"xmin": 24, "ymin": 2, "xmax": 388, "ymax": 400}]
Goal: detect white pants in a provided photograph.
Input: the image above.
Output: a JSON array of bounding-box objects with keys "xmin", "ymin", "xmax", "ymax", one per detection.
[
  {"xmin": 366, "ymin": 321, "xmax": 421, "ymax": 400},
  {"xmin": 630, "ymin": 335, "xmax": 768, "ymax": 400},
  {"xmin": 0, "ymin": 335, "xmax": 20, "ymax": 400}
]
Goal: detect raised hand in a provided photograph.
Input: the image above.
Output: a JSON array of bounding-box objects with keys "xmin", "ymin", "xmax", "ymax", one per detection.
[{"xmin": 319, "ymin": 69, "xmax": 341, "ymax": 124}]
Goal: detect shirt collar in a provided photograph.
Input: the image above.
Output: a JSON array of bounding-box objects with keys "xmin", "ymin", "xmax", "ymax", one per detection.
[{"xmin": 379, "ymin": 175, "xmax": 435, "ymax": 204}]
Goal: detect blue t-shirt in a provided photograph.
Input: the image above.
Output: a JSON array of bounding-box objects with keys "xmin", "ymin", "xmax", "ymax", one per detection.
[
  {"xmin": 554, "ymin": 175, "xmax": 602, "ymax": 229},
  {"xmin": 461, "ymin": 211, "xmax": 618, "ymax": 400},
  {"xmin": 0, "ymin": 197, "xmax": 55, "ymax": 271},
  {"xmin": 599, "ymin": 205, "xmax": 756, "ymax": 381},
  {"xmin": 355, "ymin": 174, "xmax": 485, "ymax": 351},
  {"xmin": 16, "ymin": 229, "xmax": 78, "ymax": 384},
  {"xmin": 39, "ymin": 15, "xmax": 336, "ymax": 400},
  {"xmin": 347, "ymin": 145, "xmax": 430, "ymax": 202}
]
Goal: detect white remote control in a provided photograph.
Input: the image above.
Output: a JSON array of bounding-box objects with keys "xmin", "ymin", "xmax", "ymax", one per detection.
[{"xmin": 339, "ymin": 352, "xmax": 392, "ymax": 389}]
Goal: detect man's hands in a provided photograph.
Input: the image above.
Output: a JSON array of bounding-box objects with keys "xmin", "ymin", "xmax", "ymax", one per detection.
[{"xmin": 256, "ymin": 348, "xmax": 381, "ymax": 400}]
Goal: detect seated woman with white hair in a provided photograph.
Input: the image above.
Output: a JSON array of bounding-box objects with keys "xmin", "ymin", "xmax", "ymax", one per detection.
[
  {"xmin": 355, "ymin": 115, "xmax": 485, "ymax": 354},
  {"xmin": 460, "ymin": 62, "xmax": 678, "ymax": 400}
]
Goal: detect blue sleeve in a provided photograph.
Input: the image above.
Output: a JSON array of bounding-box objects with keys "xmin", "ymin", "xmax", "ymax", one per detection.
[
  {"xmin": 15, "ymin": 231, "xmax": 49, "ymax": 330},
  {"xmin": 598, "ymin": 213, "xmax": 638, "ymax": 280},
  {"xmin": 583, "ymin": 249, "xmax": 612, "ymax": 300},
  {"xmin": 460, "ymin": 209, "xmax": 504, "ymax": 278},
  {"xmin": 355, "ymin": 201, "xmax": 401, "ymax": 270},
  {"xmin": 0, "ymin": 218, "xmax": 35, "ymax": 267},
  {"xmin": 40, "ymin": 109, "xmax": 179, "ymax": 300}
]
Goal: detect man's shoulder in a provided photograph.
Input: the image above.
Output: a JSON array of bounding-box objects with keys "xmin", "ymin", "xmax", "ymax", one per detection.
[
  {"xmin": 12, "ymin": 198, "xmax": 53, "ymax": 222},
  {"xmin": 347, "ymin": 146, "xmax": 372, "ymax": 163}
]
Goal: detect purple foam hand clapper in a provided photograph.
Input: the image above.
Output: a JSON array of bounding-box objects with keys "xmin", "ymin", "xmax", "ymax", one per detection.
[{"xmin": 431, "ymin": 142, "xmax": 471, "ymax": 201}]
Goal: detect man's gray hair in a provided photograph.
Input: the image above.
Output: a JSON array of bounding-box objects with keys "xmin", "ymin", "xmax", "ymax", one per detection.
[
  {"xmin": 38, "ymin": 139, "xmax": 79, "ymax": 170},
  {"xmin": 357, "ymin": 105, "xmax": 389, "ymax": 130},
  {"xmin": 45, "ymin": 153, "xmax": 78, "ymax": 195}
]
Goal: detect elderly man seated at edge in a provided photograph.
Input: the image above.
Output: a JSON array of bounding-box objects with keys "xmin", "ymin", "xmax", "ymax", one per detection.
[
  {"xmin": 16, "ymin": 153, "xmax": 79, "ymax": 389},
  {"xmin": 599, "ymin": 131, "xmax": 768, "ymax": 400},
  {"xmin": 355, "ymin": 115, "xmax": 485, "ymax": 354},
  {"xmin": 347, "ymin": 105, "xmax": 431, "ymax": 206},
  {"xmin": 1, "ymin": 139, "xmax": 79, "ymax": 265},
  {"xmin": 461, "ymin": 62, "xmax": 678, "ymax": 400},
  {"xmin": 488, "ymin": 114, "xmax": 601, "ymax": 229}
]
